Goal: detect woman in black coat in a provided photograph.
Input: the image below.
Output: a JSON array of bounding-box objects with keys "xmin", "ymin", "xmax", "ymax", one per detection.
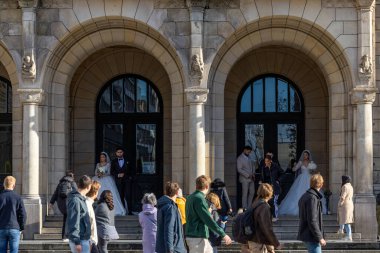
[
  {"xmin": 210, "ymin": 178, "xmax": 232, "ymax": 231},
  {"xmin": 95, "ymin": 190, "xmax": 119, "ymax": 253}
]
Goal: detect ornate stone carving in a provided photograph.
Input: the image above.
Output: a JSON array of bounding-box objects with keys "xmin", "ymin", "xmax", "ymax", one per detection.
[
  {"xmin": 18, "ymin": 0, "xmax": 39, "ymax": 8},
  {"xmin": 359, "ymin": 54, "xmax": 373, "ymax": 80},
  {"xmin": 185, "ymin": 87, "xmax": 209, "ymax": 104},
  {"xmin": 350, "ymin": 87, "xmax": 377, "ymax": 105},
  {"xmin": 190, "ymin": 54, "xmax": 204, "ymax": 85},
  {"xmin": 186, "ymin": 0, "xmax": 209, "ymax": 8},
  {"xmin": 22, "ymin": 55, "xmax": 36, "ymax": 79},
  {"xmin": 18, "ymin": 89, "xmax": 44, "ymax": 104}
]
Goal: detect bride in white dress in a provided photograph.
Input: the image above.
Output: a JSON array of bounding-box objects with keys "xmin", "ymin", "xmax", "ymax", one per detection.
[
  {"xmin": 278, "ymin": 150, "xmax": 317, "ymax": 216},
  {"xmin": 93, "ymin": 152, "xmax": 126, "ymax": 216}
]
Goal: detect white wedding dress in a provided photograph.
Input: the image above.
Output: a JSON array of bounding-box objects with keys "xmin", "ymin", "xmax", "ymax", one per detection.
[
  {"xmin": 93, "ymin": 162, "xmax": 126, "ymax": 216},
  {"xmin": 278, "ymin": 160, "xmax": 317, "ymax": 216}
]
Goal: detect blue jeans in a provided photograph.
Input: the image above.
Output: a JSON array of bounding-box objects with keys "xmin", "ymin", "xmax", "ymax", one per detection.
[
  {"xmin": 339, "ymin": 224, "xmax": 352, "ymax": 237},
  {"xmin": 69, "ymin": 240, "xmax": 91, "ymax": 253},
  {"xmin": 0, "ymin": 229, "xmax": 21, "ymax": 253},
  {"xmin": 304, "ymin": 242, "xmax": 322, "ymax": 253}
]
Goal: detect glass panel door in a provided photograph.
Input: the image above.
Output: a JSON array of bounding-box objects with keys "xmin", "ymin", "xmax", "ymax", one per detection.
[
  {"xmin": 102, "ymin": 124, "xmax": 123, "ymax": 159},
  {"xmin": 244, "ymin": 124, "xmax": 264, "ymax": 169},
  {"xmin": 0, "ymin": 124, "xmax": 12, "ymax": 175},
  {"xmin": 136, "ymin": 124, "xmax": 156, "ymax": 174},
  {"xmin": 277, "ymin": 124, "xmax": 297, "ymax": 170}
]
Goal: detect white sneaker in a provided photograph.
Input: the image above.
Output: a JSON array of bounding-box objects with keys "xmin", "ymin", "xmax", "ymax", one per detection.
[
  {"xmin": 337, "ymin": 229, "xmax": 344, "ymax": 234},
  {"xmin": 62, "ymin": 239, "xmax": 69, "ymax": 242},
  {"xmin": 343, "ymin": 236, "xmax": 352, "ymax": 241},
  {"xmin": 272, "ymin": 217, "xmax": 279, "ymax": 222}
]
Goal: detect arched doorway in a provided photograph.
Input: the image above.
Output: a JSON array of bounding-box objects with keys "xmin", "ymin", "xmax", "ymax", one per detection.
[
  {"xmin": 96, "ymin": 74, "xmax": 163, "ymax": 213},
  {"xmin": 0, "ymin": 76, "xmax": 11, "ymax": 181},
  {"xmin": 237, "ymin": 74, "xmax": 304, "ymax": 206}
]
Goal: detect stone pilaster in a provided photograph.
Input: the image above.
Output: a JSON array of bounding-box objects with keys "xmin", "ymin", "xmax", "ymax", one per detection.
[
  {"xmin": 18, "ymin": 88, "xmax": 43, "ymax": 239},
  {"xmin": 187, "ymin": 0, "xmax": 207, "ymax": 86},
  {"xmin": 355, "ymin": 0, "xmax": 375, "ymax": 86},
  {"xmin": 351, "ymin": 86, "xmax": 378, "ymax": 241},
  {"xmin": 185, "ymin": 87, "xmax": 208, "ymax": 193},
  {"xmin": 18, "ymin": 0, "xmax": 38, "ymax": 81}
]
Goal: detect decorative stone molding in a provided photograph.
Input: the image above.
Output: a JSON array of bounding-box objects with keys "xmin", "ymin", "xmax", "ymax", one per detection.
[
  {"xmin": 18, "ymin": 0, "xmax": 39, "ymax": 8},
  {"xmin": 22, "ymin": 55, "xmax": 36, "ymax": 79},
  {"xmin": 350, "ymin": 87, "xmax": 377, "ymax": 104},
  {"xmin": 322, "ymin": 0, "xmax": 355, "ymax": 8},
  {"xmin": 358, "ymin": 54, "xmax": 373, "ymax": 81},
  {"xmin": 155, "ymin": 0, "xmax": 239, "ymax": 8},
  {"xmin": 190, "ymin": 54, "xmax": 204, "ymax": 86},
  {"xmin": 355, "ymin": 0, "xmax": 375, "ymax": 10},
  {"xmin": 18, "ymin": 88, "xmax": 44, "ymax": 104},
  {"xmin": 185, "ymin": 87, "xmax": 209, "ymax": 104}
]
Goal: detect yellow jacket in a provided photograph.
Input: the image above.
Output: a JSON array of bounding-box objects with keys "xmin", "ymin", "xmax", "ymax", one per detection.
[{"xmin": 176, "ymin": 197, "xmax": 186, "ymax": 225}]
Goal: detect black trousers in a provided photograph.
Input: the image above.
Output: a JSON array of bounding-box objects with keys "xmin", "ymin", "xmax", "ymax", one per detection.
[
  {"xmin": 115, "ymin": 177, "xmax": 126, "ymax": 209},
  {"xmin": 62, "ymin": 213, "xmax": 67, "ymax": 239}
]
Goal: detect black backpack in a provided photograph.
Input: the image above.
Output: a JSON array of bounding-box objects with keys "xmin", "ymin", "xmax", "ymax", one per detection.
[
  {"xmin": 232, "ymin": 201, "xmax": 265, "ymax": 244},
  {"xmin": 58, "ymin": 180, "xmax": 72, "ymax": 198}
]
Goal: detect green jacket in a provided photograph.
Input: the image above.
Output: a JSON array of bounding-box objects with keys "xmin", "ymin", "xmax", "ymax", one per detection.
[{"xmin": 185, "ymin": 190, "xmax": 226, "ymax": 239}]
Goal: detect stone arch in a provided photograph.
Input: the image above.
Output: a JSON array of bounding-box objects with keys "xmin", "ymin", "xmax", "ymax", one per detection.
[
  {"xmin": 41, "ymin": 18, "xmax": 186, "ymax": 197},
  {"xmin": 208, "ymin": 17, "xmax": 352, "ymax": 203}
]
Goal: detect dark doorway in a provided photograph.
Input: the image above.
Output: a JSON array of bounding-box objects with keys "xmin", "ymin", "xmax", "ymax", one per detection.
[
  {"xmin": 0, "ymin": 76, "xmax": 12, "ymax": 185},
  {"xmin": 96, "ymin": 74, "xmax": 163, "ymax": 212},
  {"xmin": 236, "ymin": 74, "xmax": 304, "ymax": 208}
]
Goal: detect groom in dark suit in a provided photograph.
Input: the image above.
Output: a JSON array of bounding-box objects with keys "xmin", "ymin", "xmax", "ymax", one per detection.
[{"xmin": 111, "ymin": 147, "xmax": 129, "ymax": 212}]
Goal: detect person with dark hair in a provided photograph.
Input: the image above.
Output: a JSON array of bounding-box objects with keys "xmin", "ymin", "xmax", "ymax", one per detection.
[
  {"xmin": 0, "ymin": 176, "xmax": 26, "ymax": 253},
  {"xmin": 50, "ymin": 171, "xmax": 78, "ymax": 241},
  {"xmin": 210, "ymin": 178, "xmax": 232, "ymax": 231},
  {"xmin": 186, "ymin": 175, "xmax": 231, "ymax": 253},
  {"xmin": 95, "ymin": 190, "xmax": 119, "ymax": 253},
  {"xmin": 156, "ymin": 182, "xmax": 186, "ymax": 253},
  {"xmin": 237, "ymin": 146, "xmax": 255, "ymax": 209},
  {"xmin": 139, "ymin": 193, "xmax": 158, "ymax": 253},
  {"xmin": 67, "ymin": 175, "xmax": 92, "ymax": 253},
  {"xmin": 337, "ymin": 175, "xmax": 354, "ymax": 241},
  {"xmin": 259, "ymin": 155, "xmax": 283, "ymax": 222},
  {"xmin": 110, "ymin": 147, "xmax": 129, "ymax": 213},
  {"xmin": 249, "ymin": 183, "xmax": 281, "ymax": 253},
  {"xmin": 93, "ymin": 152, "xmax": 126, "ymax": 216}
]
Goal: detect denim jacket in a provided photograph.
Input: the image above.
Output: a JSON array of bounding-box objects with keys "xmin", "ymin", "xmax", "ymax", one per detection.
[{"xmin": 66, "ymin": 190, "xmax": 91, "ymax": 245}]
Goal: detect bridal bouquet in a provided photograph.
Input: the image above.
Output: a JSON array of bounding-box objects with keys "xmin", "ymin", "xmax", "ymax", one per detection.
[{"xmin": 97, "ymin": 166, "xmax": 107, "ymax": 177}]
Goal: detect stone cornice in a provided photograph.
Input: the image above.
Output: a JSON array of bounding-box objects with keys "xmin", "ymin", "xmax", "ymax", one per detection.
[
  {"xmin": 18, "ymin": 0, "xmax": 39, "ymax": 8},
  {"xmin": 355, "ymin": 0, "xmax": 375, "ymax": 10},
  {"xmin": 18, "ymin": 88, "xmax": 44, "ymax": 104},
  {"xmin": 186, "ymin": 0, "xmax": 209, "ymax": 9},
  {"xmin": 350, "ymin": 87, "xmax": 378, "ymax": 105},
  {"xmin": 185, "ymin": 87, "xmax": 209, "ymax": 104}
]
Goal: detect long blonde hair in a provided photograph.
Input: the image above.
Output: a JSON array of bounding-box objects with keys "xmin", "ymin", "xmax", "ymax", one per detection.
[{"xmin": 206, "ymin": 192, "xmax": 221, "ymax": 209}]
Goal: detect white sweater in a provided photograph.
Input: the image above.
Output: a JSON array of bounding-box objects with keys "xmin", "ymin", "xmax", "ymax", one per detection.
[{"xmin": 86, "ymin": 197, "xmax": 98, "ymax": 245}]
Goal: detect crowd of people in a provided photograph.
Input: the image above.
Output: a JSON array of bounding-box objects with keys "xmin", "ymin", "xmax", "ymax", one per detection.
[{"xmin": 0, "ymin": 146, "xmax": 355, "ymax": 253}]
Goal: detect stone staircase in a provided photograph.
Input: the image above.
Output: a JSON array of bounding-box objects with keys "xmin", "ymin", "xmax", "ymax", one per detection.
[{"xmin": 25, "ymin": 214, "xmax": 379, "ymax": 252}]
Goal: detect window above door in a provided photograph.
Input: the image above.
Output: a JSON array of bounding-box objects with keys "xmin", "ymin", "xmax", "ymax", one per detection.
[
  {"xmin": 240, "ymin": 75, "xmax": 302, "ymax": 113},
  {"xmin": 98, "ymin": 75, "xmax": 161, "ymax": 114}
]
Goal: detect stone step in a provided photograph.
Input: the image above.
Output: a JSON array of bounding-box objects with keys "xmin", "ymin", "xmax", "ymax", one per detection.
[{"xmin": 18, "ymin": 240, "xmax": 380, "ymax": 253}]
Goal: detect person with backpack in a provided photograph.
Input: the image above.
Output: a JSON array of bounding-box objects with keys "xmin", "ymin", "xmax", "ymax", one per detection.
[
  {"xmin": 210, "ymin": 178, "xmax": 232, "ymax": 231},
  {"xmin": 49, "ymin": 172, "xmax": 78, "ymax": 241},
  {"xmin": 249, "ymin": 183, "xmax": 280, "ymax": 253}
]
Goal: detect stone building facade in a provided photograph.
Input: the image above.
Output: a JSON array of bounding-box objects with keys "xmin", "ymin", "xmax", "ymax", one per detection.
[{"xmin": 0, "ymin": 0, "xmax": 379, "ymax": 240}]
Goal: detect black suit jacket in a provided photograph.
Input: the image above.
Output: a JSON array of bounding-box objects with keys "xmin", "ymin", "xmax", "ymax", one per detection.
[{"xmin": 111, "ymin": 157, "xmax": 129, "ymax": 181}]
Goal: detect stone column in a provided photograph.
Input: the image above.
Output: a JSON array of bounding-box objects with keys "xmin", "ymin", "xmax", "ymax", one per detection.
[
  {"xmin": 185, "ymin": 87, "xmax": 208, "ymax": 193},
  {"xmin": 18, "ymin": 88, "xmax": 43, "ymax": 239},
  {"xmin": 351, "ymin": 87, "xmax": 378, "ymax": 241}
]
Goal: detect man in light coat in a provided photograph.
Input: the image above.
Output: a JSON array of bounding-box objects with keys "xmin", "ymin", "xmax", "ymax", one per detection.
[{"xmin": 237, "ymin": 146, "xmax": 255, "ymax": 209}]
